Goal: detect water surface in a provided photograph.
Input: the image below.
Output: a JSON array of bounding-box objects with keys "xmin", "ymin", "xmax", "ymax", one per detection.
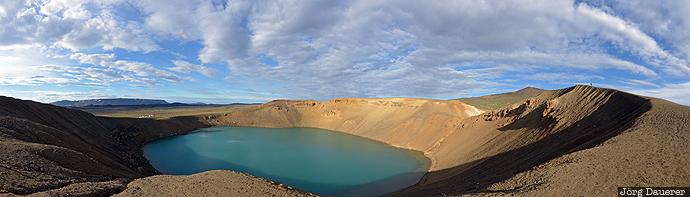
[{"xmin": 144, "ymin": 127, "xmax": 429, "ymax": 196}]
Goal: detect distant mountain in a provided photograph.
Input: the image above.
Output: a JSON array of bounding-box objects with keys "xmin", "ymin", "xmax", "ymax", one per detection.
[
  {"xmin": 51, "ymin": 98, "xmax": 169, "ymax": 107},
  {"xmin": 455, "ymin": 87, "xmax": 545, "ymax": 110}
]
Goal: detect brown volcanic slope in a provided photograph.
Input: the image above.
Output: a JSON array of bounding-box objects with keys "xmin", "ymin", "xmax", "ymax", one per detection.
[
  {"xmin": 216, "ymin": 97, "xmax": 484, "ymax": 155},
  {"xmin": 0, "ymin": 85, "xmax": 688, "ymax": 196}
]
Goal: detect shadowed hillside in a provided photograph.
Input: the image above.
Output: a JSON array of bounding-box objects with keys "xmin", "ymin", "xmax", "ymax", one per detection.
[{"xmin": 0, "ymin": 96, "xmax": 151, "ymax": 195}]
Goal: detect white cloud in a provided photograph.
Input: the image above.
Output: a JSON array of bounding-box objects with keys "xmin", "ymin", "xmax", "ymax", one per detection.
[
  {"xmin": 0, "ymin": 0, "xmax": 157, "ymax": 52},
  {"xmin": 57, "ymin": 11, "xmax": 158, "ymax": 52},
  {"xmin": 0, "ymin": 44, "xmax": 185, "ymax": 87},
  {"xmin": 630, "ymin": 82, "xmax": 690, "ymax": 106},
  {"xmin": 0, "ymin": 44, "xmax": 73, "ymax": 85},
  {"xmin": 136, "ymin": 0, "xmax": 202, "ymax": 40},
  {"xmin": 69, "ymin": 52, "xmax": 184, "ymax": 83},
  {"xmin": 197, "ymin": 1, "xmax": 252, "ymax": 63},
  {"xmin": 137, "ymin": 0, "xmax": 252, "ymax": 62},
  {"xmin": 576, "ymin": 4, "xmax": 661, "ymax": 57},
  {"xmin": 594, "ymin": 1, "xmax": 690, "ymax": 59},
  {"xmin": 622, "ymin": 79, "xmax": 659, "ymax": 88},
  {"xmin": 407, "ymin": 50, "xmax": 658, "ymax": 77},
  {"xmin": 170, "ymin": 60, "xmax": 217, "ymax": 77},
  {"xmin": 0, "ymin": 89, "xmax": 115, "ymax": 103},
  {"xmin": 69, "ymin": 53, "xmax": 115, "ymax": 66},
  {"xmin": 575, "ymin": 3, "xmax": 690, "ymax": 76},
  {"xmin": 530, "ymin": 72, "xmax": 603, "ymax": 82}
]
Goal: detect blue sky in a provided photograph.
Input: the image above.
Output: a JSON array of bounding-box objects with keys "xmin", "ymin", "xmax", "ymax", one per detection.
[{"xmin": 1, "ymin": 0, "xmax": 689, "ymax": 105}]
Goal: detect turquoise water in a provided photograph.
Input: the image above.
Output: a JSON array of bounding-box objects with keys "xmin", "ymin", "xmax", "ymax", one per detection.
[{"xmin": 143, "ymin": 127, "xmax": 430, "ymax": 196}]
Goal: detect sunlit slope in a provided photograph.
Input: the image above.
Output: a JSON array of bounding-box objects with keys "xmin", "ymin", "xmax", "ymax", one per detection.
[{"xmin": 214, "ymin": 98, "xmax": 484, "ymax": 152}]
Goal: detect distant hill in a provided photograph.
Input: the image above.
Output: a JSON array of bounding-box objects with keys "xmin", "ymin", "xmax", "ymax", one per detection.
[
  {"xmin": 51, "ymin": 98, "xmax": 169, "ymax": 107},
  {"xmin": 455, "ymin": 87, "xmax": 545, "ymax": 111}
]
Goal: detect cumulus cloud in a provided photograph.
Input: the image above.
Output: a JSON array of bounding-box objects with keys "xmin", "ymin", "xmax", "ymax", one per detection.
[
  {"xmin": 69, "ymin": 53, "xmax": 115, "ymax": 66},
  {"xmin": 58, "ymin": 12, "xmax": 159, "ymax": 52},
  {"xmin": 0, "ymin": 0, "xmax": 157, "ymax": 51},
  {"xmin": 36, "ymin": 64, "xmax": 123, "ymax": 86},
  {"xmin": 136, "ymin": 0, "xmax": 202, "ymax": 39},
  {"xmin": 70, "ymin": 52, "xmax": 184, "ymax": 83}
]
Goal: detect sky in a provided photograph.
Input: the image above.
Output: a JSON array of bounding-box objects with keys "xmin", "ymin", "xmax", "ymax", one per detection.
[{"xmin": 0, "ymin": 0, "xmax": 689, "ymax": 105}]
